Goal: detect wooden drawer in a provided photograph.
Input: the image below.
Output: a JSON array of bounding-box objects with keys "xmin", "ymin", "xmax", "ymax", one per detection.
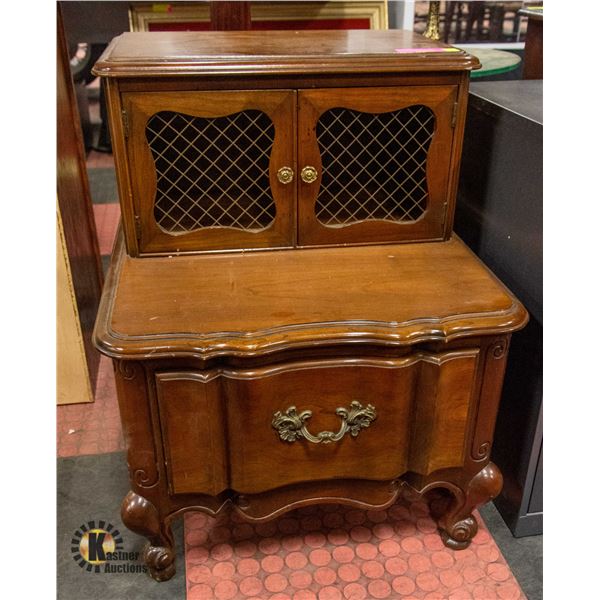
[{"xmin": 155, "ymin": 350, "xmax": 479, "ymax": 497}]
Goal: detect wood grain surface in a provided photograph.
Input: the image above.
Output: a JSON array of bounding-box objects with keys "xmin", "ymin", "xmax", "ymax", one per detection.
[
  {"xmin": 92, "ymin": 30, "xmax": 480, "ymax": 78},
  {"xmin": 95, "ymin": 232, "xmax": 527, "ymax": 359}
]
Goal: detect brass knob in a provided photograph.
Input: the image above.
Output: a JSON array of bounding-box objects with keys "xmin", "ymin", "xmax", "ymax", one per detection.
[
  {"xmin": 301, "ymin": 166, "xmax": 318, "ymax": 184},
  {"xmin": 277, "ymin": 166, "xmax": 294, "ymax": 184}
]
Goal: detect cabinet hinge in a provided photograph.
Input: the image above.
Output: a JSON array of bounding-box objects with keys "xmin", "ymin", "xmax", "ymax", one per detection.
[
  {"xmin": 451, "ymin": 101, "xmax": 458, "ymax": 128},
  {"xmin": 122, "ymin": 109, "xmax": 129, "ymax": 138},
  {"xmin": 134, "ymin": 215, "xmax": 141, "ymax": 240}
]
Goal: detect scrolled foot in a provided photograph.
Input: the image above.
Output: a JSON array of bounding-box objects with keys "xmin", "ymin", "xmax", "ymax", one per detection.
[
  {"xmin": 144, "ymin": 543, "xmax": 176, "ymax": 582},
  {"xmin": 121, "ymin": 491, "xmax": 176, "ymax": 581},
  {"xmin": 440, "ymin": 514, "xmax": 478, "ymax": 550},
  {"xmin": 437, "ymin": 462, "xmax": 502, "ymax": 550}
]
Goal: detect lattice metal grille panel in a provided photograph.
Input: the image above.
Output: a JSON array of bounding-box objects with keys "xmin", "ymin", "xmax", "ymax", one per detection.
[
  {"xmin": 315, "ymin": 105, "xmax": 435, "ymax": 226},
  {"xmin": 146, "ymin": 110, "xmax": 276, "ymax": 233}
]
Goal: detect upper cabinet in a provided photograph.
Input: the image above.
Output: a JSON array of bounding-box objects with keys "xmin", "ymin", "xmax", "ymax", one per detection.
[{"xmin": 94, "ymin": 30, "xmax": 480, "ymax": 256}]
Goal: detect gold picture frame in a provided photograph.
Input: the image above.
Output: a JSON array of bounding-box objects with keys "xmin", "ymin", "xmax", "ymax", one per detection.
[{"xmin": 129, "ymin": 1, "xmax": 389, "ymax": 32}]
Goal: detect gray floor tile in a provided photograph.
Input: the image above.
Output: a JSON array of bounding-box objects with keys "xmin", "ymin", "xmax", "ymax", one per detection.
[
  {"xmin": 479, "ymin": 502, "xmax": 543, "ymax": 600},
  {"xmin": 88, "ymin": 168, "xmax": 119, "ymax": 205},
  {"xmin": 58, "ymin": 452, "xmax": 186, "ymax": 600}
]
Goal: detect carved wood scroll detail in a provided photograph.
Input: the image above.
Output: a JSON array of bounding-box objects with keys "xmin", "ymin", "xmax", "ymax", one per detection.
[
  {"xmin": 118, "ymin": 360, "xmax": 137, "ymax": 380},
  {"xmin": 133, "ymin": 468, "xmax": 157, "ymax": 487},
  {"xmin": 473, "ymin": 442, "xmax": 490, "ymax": 460},
  {"xmin": 470, "ymin": 337, "xmax": 509, "ymax": 462},
  {"xmin": 114, "ymin": 360, "xmax": 160, "ymax": 489},
  {"xmin": 491, "ymin": 339, "xmax": 508, "ymax": 359}
]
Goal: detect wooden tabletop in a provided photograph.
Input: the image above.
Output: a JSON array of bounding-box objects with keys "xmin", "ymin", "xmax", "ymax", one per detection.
[
  {"xmin": 95, "ymin": 233, "xmax": 527, "ymax": 359},
  {"xmin": 92, "ymin": 30, "xmax": 480, "ymax": 78}
]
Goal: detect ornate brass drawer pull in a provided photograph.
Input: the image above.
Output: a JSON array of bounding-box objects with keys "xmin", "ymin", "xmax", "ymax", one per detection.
[
  {"xmin": 272, "ymin": 401, "xmax": 377, "ymax": 444},
  {"xmin": 300, "ymin": 165, "xmax": 318, "ymax": 184},
  {"xmin": 277, "ymin": 166, "xmax": 294, "ymax": 184}
]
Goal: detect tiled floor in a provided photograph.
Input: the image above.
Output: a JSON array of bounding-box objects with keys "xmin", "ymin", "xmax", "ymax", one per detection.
[
  {"xmin": 86, "ymin": 149, "xmax": 115, "ymax": 169},
  {"xmin": 184, "ymin": 495, "xmax": 525, "ymax": 600},
  {"xmin": 56, "ymin": 356, "xmax": 125, "ymax": 457},
  {"xmin": 93, "ymin": 203, "xmax": 121, "ymax": 254},
  {"xmin": 56, "ymin": 128, "xmax": 122, "ymax": 459}
]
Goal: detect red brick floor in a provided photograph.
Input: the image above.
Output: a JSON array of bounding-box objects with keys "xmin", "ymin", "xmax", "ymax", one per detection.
[
  {"xmin": 86, "ymin": 149, "xmax": 115, "ymax": 169},
  {"xmin": 93, "ymin": 203, "xmax": 121, "ymax": 255},
  {"xmin": 56, "ymin": 356, "xmax": 125, "ymax": 457},
  {"xmin": 57, "ymin": 180, "xmax": 123, "ymax": 458},
  {"xmin": 184, "ymin": 491, "xmax": 525, "ymax": 600}
]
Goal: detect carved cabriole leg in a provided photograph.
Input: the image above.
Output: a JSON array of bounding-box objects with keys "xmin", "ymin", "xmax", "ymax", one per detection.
[
  {"xmin": 437, "ymin": 463, "xmax": 503, "ymax": 550},
  {"xmin": 432, "ymin": 336, "xmax": 509, "ymax": 549},
  {"xmin": 121, "ymin": 491, "xmax": 176, "ymax": 581}
]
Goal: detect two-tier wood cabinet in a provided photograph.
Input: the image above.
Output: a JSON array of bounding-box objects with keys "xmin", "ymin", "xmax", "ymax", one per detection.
[{"xmin": 93, "ymin": 30, "xmax": 527, "ymax": 581}]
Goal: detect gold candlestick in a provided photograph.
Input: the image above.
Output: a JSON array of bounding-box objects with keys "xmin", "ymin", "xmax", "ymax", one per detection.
[{"xmin": 424, "ymin": 1, "xmax": 441, "ymax": 40}]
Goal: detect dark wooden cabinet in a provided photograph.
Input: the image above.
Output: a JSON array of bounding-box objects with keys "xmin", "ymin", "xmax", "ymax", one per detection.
[
  {"xmin": 93, "ymin": 30, "xmax": 527, "ymax": 581},
  {"xmin": 455, "ymin": 81, "xmax": 542, "ymax": 537}
]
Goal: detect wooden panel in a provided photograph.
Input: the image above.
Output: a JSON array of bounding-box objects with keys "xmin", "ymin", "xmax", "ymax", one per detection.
[
  {"xmin": 522, "ymin": 13, "xmax": 543, "ymax": 80},
  {"xmin": 124, "ymin": 90, "xmax": 296, "ymax": 254},
  {"xmin": 156, "ymin": 372, "xmax": 228, "ymax": 496},
  {"xmin": 409, "ymin": 352, "xmax": 479, "ymax": 474},
  {"xmin": 57, "ymin": 211, "xmax": 94, "ymax": 405},
  {"xmin": 210, "ymin": 1, "xmax": 251, "ymax": 30},
  {"xmin": 57, "ymin": 6, "xmax": 103, "ymax": 388},
  {"xmin": 113, "ymin": 361, "xmax": 161, "ymax": 491},
  {"xmin": 117, "ymin": 73, "xmax": 463, "ymax": 94},
  {"xmin": 298, "ymin": 86, "xmax": 457, "ymax": 246}
]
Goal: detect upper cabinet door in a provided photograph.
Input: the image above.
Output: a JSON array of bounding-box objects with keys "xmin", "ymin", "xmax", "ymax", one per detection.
[
  {"xmin": 124, "ymin": 91, "xmax": 296, "ymax": 254},
  {"xmin": 297, "ymin": 86, "xmax": 457, "ymax": 246}
]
